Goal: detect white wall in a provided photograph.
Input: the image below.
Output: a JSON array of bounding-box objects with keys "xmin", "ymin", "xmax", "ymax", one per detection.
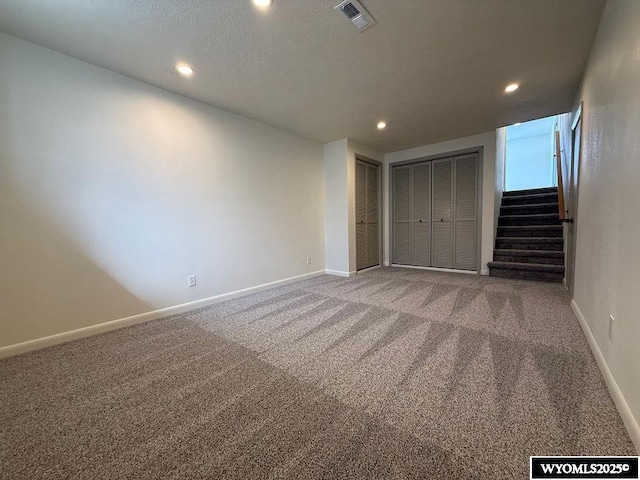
[
  {"xmin": 324, "ymin": 139, "xmax": 350, "ymax": 275},
  {"xmin": 504, "ymin": 116, "xmax": 556, "ymax": 191},
  {"xmin": 383, "ymin": 131, "xmax": 497, "ymax": 273},
  {"xmin": 570, "ymin": 0, "xmax": 640, "ymax": 450},
  {"xmin": 495, "ymin": 127, "xmax": 507, "ymax": 241},
  {"xmin": 0, "ymin": 34, "xmax": 326, "ymax": 349}
]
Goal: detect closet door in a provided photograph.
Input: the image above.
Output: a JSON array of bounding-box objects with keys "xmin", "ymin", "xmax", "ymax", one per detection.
[
  {"xmin": 356, "ymin": 161, "xmax": 367, "ymax": 269},
  {"xmin": 453, "ymin": 155, "xmax": 477, "ymax": 270},
  {"xmin": 356, "ymin": 160, "xmax": 380, "ymax": 271},
  {"xmin": 392, "ymin": 166, "xmax": 411, "ymax": 264},
  {"xmin": 431, "ymin": 159, "xmax": 453, "ymax": 268},
  {"xmin": 366, "ymin": 163, "xmax": 379, "ymax": 267},
  {"xmin": 411, "ymin": 162, "xmax": 431, "ymax": 266}
]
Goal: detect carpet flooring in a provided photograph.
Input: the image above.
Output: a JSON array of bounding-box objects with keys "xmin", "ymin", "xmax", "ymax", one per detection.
[{"xmin": 1, "ymin": 267, "xmax": 635, "ymax": 479}]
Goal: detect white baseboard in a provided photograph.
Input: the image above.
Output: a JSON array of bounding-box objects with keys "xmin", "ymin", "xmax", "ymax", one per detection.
[
  {"xmin": 481, "ymin": 268, "xmax": 490, "ymax": 276},
  {"xmin": 0, "ymin": 269, "xmax": 326, "ymax": 360},
  {"xmin": 571, "ymin": 300, "xmax": 640, "ymax": 453},
  {"xmin": 383, "ymin": 262, "xmax": 390, "ymax": 267},
  {"xmin": 325, "ymin": 269, "xmax": 356, "ymax": 277},
  {"xmin": 391, "ymin": 264, "xmax": 478, "ymax": 275}
]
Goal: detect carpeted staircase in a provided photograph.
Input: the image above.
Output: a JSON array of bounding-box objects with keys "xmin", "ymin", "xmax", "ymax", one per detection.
[{"xmin": 488, "ymin": 187, "xmax": 565, "ymax": 282}]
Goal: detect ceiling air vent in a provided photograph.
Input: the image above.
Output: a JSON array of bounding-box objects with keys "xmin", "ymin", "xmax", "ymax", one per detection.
[{"xmin": 334, "ymin": 0, "xmax": 376, "ymax": 32}]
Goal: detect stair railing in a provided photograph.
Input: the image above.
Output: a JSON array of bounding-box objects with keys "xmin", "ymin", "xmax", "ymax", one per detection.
[{"xmin": 554, "ymin": 130, "xmax": 573, "ymax": 223}]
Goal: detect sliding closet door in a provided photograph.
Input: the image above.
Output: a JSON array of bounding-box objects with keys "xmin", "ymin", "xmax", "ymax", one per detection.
[
  {"xmin": 411, "ymin": 162, "xmax": 431, "ymax": 266},
  {"xmin": 431, "ymin": 159, "xmax": 453, "ymax": 268},
  {"xmin": 356, "ymin": 159, "xmax": 380, "ymax": 270},
  {"xmin": 392, "ymin": 166, "xmax": 411, "ymax": 265},
  {"xmin": 453, "ymin": 155, "xmax": 477, "ymax": 270}
]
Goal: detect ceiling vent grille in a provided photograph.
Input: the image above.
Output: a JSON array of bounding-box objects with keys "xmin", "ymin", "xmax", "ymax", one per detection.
[{"xmin": 334, "ymin": 0, "xmax": 376, "ymax": 32}]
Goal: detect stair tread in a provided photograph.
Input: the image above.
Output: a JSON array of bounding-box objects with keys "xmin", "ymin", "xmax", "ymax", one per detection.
[
  {"xmin": 501, "ymin": 202, "xmax": 559, "ymax": 209},
  {"xmin": 503, "ymin": 187, "xmax": 558, "ymax": 196},
  {"xmin": 496, "ymin": 237, "xmax": 563, "ymax": 242},
  {"xmin": 499, "ymin": 213, "xmax": 560, "ymax": 219},
  {"xmin": 494, "ymin": 249, "xmax": 564, "ymax": 257},
  {"xmin": 501, "ymin": 193, "xmax": 558, "ymax": 206},
  {"xmin": 487, "ymin": 261, "xmax": 565, "ymax": 272}
]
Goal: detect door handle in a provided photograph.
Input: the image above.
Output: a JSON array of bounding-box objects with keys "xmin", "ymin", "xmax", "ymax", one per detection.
[{"xmin": 419, "ymin": 219, "xmax": 422, "ymax": 223}]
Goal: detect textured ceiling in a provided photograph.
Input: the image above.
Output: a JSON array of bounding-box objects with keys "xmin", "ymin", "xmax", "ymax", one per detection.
[{"xmin": 0, "ymin": 0, "xmax": 605, "ymax": 152}]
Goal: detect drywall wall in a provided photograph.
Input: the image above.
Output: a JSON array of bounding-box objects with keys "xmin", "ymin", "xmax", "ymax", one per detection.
[
  {"xmin": 495, "ymin": 128, "xmax": 507, "ymax": 242},
  {"xmin": 323, "ymin": 139, "xmax": 383, "ymax": 276},
  {"xmin": 383, "ymin": 131, "xmax": 497, "ymax": 273},
  {"xmin": 324, "ymin": 139, "xmax": 350, "ymax": 275},
  {"xmin": 504, "ymin": 117, "xmax": 556, "ymax": 191},
  {"xmin": 571, "ymin": 0, "xmax": 640, "ymax": 449},
  {"xmin": 0, "ymin": 33, "xmax": 325, "ymax": 348}
]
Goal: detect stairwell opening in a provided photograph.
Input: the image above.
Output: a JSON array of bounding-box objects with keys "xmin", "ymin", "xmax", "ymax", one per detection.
[
  {"xmin": 505, "ymin": 115, "xmax": 559, "ymax": 192},
  {"xmin": 490, "ymin": 114, "xmax": 566, "ymax": 282}
]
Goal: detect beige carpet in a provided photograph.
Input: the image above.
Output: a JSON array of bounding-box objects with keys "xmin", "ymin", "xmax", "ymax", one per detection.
[{"xmin": 1, "ymin": 267, "xmax": 635, "ymax": 479}]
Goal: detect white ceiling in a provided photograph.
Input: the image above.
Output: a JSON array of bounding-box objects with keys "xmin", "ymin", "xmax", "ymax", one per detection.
[{"xmin": 0, "ymin": 0, "xmax": 605, "ymax": 152}]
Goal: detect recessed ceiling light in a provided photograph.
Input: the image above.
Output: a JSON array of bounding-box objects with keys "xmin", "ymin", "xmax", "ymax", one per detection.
[
  {"xmin": 513, "ymin": 122, "xmax": 522, "ymax": 126},
  {"xmin": 377, "ymin": 121, "xmax": 387, "ymax": 130},
  {"xmin": 175, "ymin": 64, "xmax": 194, "ymax": 76},
  {"xmin": 505, "ymin": 83, "xmax": 519, "ymax": 93},
  {"xmin": 251, "ymin": 0, "xmax": 272, "ymax": 7}
]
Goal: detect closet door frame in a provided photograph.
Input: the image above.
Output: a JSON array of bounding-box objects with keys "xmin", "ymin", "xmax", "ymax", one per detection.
[
  {"xmin": 389, "ymin": 147, "xmax": 483, "ymax": 274},
  {"xmin": 355, "ymin": 155, "xmax": 383, "ymax": 271}
]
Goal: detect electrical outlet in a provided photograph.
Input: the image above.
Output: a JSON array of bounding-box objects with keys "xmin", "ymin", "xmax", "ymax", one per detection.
[
  {"xmin": 306, "ymin": 256, "xmax": 311, "ymax": 265},
  {"xmin": 188, "ymin": 274, "xmax": 196, "ymax": 287},
  {"xmin": 609, "ymin": 315, "xmax": 615, "ymax": 342}
]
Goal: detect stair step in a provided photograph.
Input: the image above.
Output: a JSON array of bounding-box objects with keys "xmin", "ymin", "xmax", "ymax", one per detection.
[
  {"xmin": 498, "ymin": 213, "xmax": 561, "ymax": 226},
  {"xmin": 496, "ymin": 225, "xmax": 563, "ymax": 238},
  {"xmin": 503, "ymin": 187, "xmax": 558, "ymax": 196},
  {"xmin": 493, "ymin": 249, "xmax": 564, "ymax": 265},
  {"xmin": 495, "ymin": 237, "xmax": 564, "ymax": 251},
  {"xmin": 502, "ymin": 193, "xmax": 558, "ymax": 206},
  {"xmin": 488, "ymin": 261, "xmax": 564, "ymax": 282},
  {"xmin": 500, "ymin": 203, "xmax": 559, "ymax": 216}
]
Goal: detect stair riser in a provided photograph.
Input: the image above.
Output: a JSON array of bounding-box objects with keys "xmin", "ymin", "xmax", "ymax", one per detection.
[
  {"xmin": 497, "ymin": 227, "xmax": 563, "ymax": 238},
  {"xmin": 495, "ymin": 240, "xmax": 563, "ymax": 251},
  {"xmin": 502, "ymin": 194, "xmax": 558, "ymax": 206},
  {"xmin": 499, "ymin": 216, "xmax": 561, "ymax": 226},
  {"xmin": 493, "ymin": 254, "xmax": 564, "ymax": 265},
  {"xmin": 503, "ymin": 187, "xmax": 558, "ymax": 197},
  {"xmin": 500, "ymin": 204, "xmax": 558, "ymax": 215},
  {"xmin": 488, "ymin": 268, "xmax": 563, "ymax": 282}
]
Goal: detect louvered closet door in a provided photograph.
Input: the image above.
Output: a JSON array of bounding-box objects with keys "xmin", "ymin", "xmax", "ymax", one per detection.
[
  {"xmin": 393, "ymin": 166, "xmax": 411, "ymax": 264},
  {"xmin": 356, "ymin": 160, "xmax": 380, "ymax": 271},
  {"xmin": 366, "ymin": 163, "xmax": 379, "ymax": 267},
  {"xmin": 411, "ymin": 162, "xmax": 431, "ymax": 266},
  {"xmin": 453, "ymin": 155, "xmax": 477, "ymax": 270},
  {"xmin": 356, "ymin": 161, "xmax": 367, "ymax": 269},
  {"xmin": 431, "ymin": 159, "xmax": 453, "ymax": 268}
]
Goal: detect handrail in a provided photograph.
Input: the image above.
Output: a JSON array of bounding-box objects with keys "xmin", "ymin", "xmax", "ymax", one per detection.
[{"xmin": 554, "ymin": 130, "xmax": 567, "ymax": 221}]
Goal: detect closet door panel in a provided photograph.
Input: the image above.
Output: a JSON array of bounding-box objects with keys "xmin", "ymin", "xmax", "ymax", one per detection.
[
  {"xmin": 366, "ymin": 164, "xmax": 379, "ymax": 266},
  {"xmin": 411, "ymin": 162, "xmax": 431, "ymax": 266},
  {"xmin": 453, "ymin": 155, "xmax": 477, "ymax": 270},
  {"xmin": 393, "ymin": 166, "xmax": 411, "ymax": 264},
  {"xmin": 355, "ymin": 161, "xmax": 367, "ymax": 270},
  {"xmin": 432, "ymin": 160, "xmax": 453, "ymax": 221},
  {"xmin": 431, "ymin": 159, "xmax": 453, "ymax": 268}
]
